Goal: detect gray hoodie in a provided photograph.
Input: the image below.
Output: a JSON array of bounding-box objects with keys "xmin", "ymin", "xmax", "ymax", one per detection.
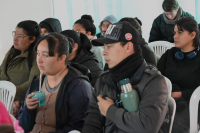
[{"xmin": 88, "ymin": 35, "xmax": 105, "ymax": 69}]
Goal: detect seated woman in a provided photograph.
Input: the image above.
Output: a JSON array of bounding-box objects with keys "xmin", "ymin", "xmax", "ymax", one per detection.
[
  {"xmin": 119, "ymin": 17, "xmax": 157, "ymax": 66},
  {"xmin": 0, "ymin": 20, "xmax": 41, "ymax": 117},
  {"xmin": 18, "ymin": 33, "xmax": 93, "ymax": 133},
  {"xmin": 60, "ymin": 30, "xmax": 103, "ymax": 87},
  {"xmin": 157, "ymin": 17, "xmax": 200, "ymax": 133},
  {"xmin": 73, "ymin": 14, "xmax": 105, "ymax": 69}
]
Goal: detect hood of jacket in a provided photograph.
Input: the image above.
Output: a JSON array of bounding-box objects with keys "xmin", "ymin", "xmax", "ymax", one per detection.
[
  {"xmin": 39, "ymin": 18, "xmax": 62, "ymax": 33},
  {"xmin": 140, "ymin": 38, "xmax": 148, "ymax": 46},
  {"xmin": 71, "ymin": 49, "xmax": 98, "ymax": 64}
]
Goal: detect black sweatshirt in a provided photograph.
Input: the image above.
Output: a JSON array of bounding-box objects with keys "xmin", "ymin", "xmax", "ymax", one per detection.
[{"xmin": 157, "ymin": 47, "xmax": 200, "ymax": 101}]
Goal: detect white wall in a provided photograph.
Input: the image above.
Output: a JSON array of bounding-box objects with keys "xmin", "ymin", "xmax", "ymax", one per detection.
[{"xmin": 0, "ymin": 0, "xmax": 53, "ymax": 64}]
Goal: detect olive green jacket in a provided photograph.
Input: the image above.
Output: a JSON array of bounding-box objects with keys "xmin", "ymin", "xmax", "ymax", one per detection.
[{"xmin": 0, "ymin": 49, "xmax": 40, "ymax": 104}]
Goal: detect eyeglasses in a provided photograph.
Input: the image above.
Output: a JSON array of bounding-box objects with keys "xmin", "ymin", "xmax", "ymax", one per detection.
[{"xmin": 12, "ymin": 31, "xmax": 32, "ymax": 40}]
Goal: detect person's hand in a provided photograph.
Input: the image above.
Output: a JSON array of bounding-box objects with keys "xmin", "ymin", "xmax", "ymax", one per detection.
[
  {"xmin": 97, "ymin": 94, "xmax": 115, "ymax": 116},
  {"xmin": 26, "ymin": 93, "xmax": 38, "ymax": 110},
  {"xmin": 171, "ymin": 92, "xmax": 182, "ymax": 98},
  {"xmin": 13, "ymin": 101, "xmax": 20, "ymax": 117}
]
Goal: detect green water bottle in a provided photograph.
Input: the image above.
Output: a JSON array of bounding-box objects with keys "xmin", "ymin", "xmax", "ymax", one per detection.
[{"xmin": 119, "ymin": 78, "xmax": 140, "ymax": 112}]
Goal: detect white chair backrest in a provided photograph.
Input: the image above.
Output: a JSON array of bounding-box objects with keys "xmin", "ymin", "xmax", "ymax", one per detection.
[
  {"xmin": 164, "ymin": 76, "xmax": 172, "ymax": 96},
  {"xmin": 168, "ymin": 96, "xmax": 176, "ymax": 133},
  {"xmin": 148, "ymin": 41, "xmax": 174, "ymax": 56},
  {"xmin": 164, "ymin": 76, "xmax": 175, "ymax": 133},
  {"xmin": 0, "ymin": 81, "xmax": 16, "ymax": 114},
  {"xmin": 189, "ymin": 86, "xmax": 200, "ymax": 133},
  {"xmin": 68, "ymin": 130, "xmax": 80, "ymax": 133}
]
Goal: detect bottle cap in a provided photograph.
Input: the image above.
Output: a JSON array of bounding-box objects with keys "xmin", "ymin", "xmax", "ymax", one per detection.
[{"xmin": 119, "ymin": 78, "xmax": 130, "ymax": 85}]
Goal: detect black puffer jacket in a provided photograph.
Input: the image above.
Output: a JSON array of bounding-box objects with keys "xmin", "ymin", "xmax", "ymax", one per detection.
[
  {"xmin": 39, "ymin": 18, "xmax": 62, "ymax": 33},
  {"xmin": 149, "ymin": 8, "xmax": 193, "ymax": 43},
  {"xmin": 71, "ymin": 49, "xmax": 103, "ymax": 87},
  {"xmin": 82, "ymin": 61, "xmax": 168, "ymax": 133}
]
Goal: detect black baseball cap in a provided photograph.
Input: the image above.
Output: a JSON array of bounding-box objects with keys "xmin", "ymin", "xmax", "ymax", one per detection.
[{"xmin": 92, "ymin": 21, "xmax": 141, "ymax": 46}]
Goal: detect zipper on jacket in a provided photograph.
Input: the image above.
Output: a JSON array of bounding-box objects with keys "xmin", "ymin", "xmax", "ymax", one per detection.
[{"xmin": 115, "ymin": 82, "xmax": 123, "ymax": 108}]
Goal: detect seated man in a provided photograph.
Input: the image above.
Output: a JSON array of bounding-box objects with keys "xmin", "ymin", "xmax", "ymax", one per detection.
[
  {"xmin": 18, "ymin": 33, "xmax": 93, "ymax": 133},
  {"xmin": 149, "ymin": 0, "xmax": 193, "ymax": 43},
  {"xmin": 96, "ymin": 15, "xmax": 118, "ymax": 70},
  {"xmin": 82, "ymin": 21, "xmax": 168, "ymax": 133},
  {"xmin": 96, "ymin": 15, "xmax": 118, "ymax": 39}
]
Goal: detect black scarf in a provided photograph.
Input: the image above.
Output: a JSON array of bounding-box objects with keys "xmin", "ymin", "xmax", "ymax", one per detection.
[{"xmin": 110, "ymin": 51, "xmax": 143, "ymax": 83}]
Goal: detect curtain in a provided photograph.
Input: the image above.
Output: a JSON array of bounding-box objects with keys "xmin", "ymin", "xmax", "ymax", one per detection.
[
  {"xmin": 52, "ymin": 0, "xmax": 123, "ymax": 34},
  {"xmin": 195, "ymin": 0, "xmax": 200, "ymax": 23},
  {"xmin": 52, "ymin": 0, "xmax": 196, "ymax": 41}
]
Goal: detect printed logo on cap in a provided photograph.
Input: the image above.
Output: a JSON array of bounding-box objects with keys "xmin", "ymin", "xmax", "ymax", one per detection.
[
  {"xmin": 104, "ymin": 24, "xmax": 122, "ymax": 40},
  {"xmin": 125, "ymin": 33, "xmax": 132, "ymax": 40}
]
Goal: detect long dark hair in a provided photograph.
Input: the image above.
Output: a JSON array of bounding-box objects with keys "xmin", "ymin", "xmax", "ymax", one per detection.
[
  {"xmin": 119, "ymin": 17, "xmax": 142, "ymax": 34},
  {"xmin": 35, "ymin": 33, "xmax": 70, "ymax": 65},
  {"xmin": 8, "ymin": 20, "xmax": 41, "ymax": 68},
  {"xmin": 175, "ymin": 17, "xmax": 200, "ymax": 47},
  {"xmin": 74, "ymin": 14, "xmax": 96, "ymax": 35},
  {"xmin": 60, "ymin": 30, "xmax": 92, "ymax": 54}
]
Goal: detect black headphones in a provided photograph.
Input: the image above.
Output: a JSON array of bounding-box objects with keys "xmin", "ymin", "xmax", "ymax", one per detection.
[{"xmin": 175, "ymin": 46, "xmax": 200, "ymax": 60}]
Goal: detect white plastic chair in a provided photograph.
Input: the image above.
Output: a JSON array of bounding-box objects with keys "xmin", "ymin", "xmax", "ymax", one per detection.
[
  {"xmin": 0, "ymin": 81, "xmax": 16, "ymax": 114},
  {"xmin": 164, "ymin": 76, "xmax": 172, "ymax": 96},
  {"xmin": 189, "ymin": 86, "xmax": 200, "ymax": 133},
  {"xmin": 68, "ymin": 130, "xmax": 80, "ymax": 133},
  {"xmin": 168, "ymin": 96, "xmax": 176, "ymax": 133},
  {"xmin": 148, "ymin": 41, "xmax": 174, "ymax": 56},
  {"xmin": 164, "ymin": 76, "xmax": 176, "ymax": 133}
]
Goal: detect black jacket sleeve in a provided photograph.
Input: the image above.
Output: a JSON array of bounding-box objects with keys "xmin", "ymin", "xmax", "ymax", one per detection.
[
  {"xmin": 149, "ymin": 18, "xmax": 162, "ymax": 43},
  {"xmin": 82, "ymin": 60, "xmax": 103, "ymax": 87},
  {"xmin": 54, "ymin": 79, "xmax": 93, "ymax": 133},
  {"xmin": 82, "ymin": 78, "xmax": 105, "ymax": 133},
  {"xmin": 18, "ymin": 87, "xmax": 37, "ymax": 132},
  {"xmin": 157, "ymin": 49, "xmax": 169, "ymax": 74}
]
